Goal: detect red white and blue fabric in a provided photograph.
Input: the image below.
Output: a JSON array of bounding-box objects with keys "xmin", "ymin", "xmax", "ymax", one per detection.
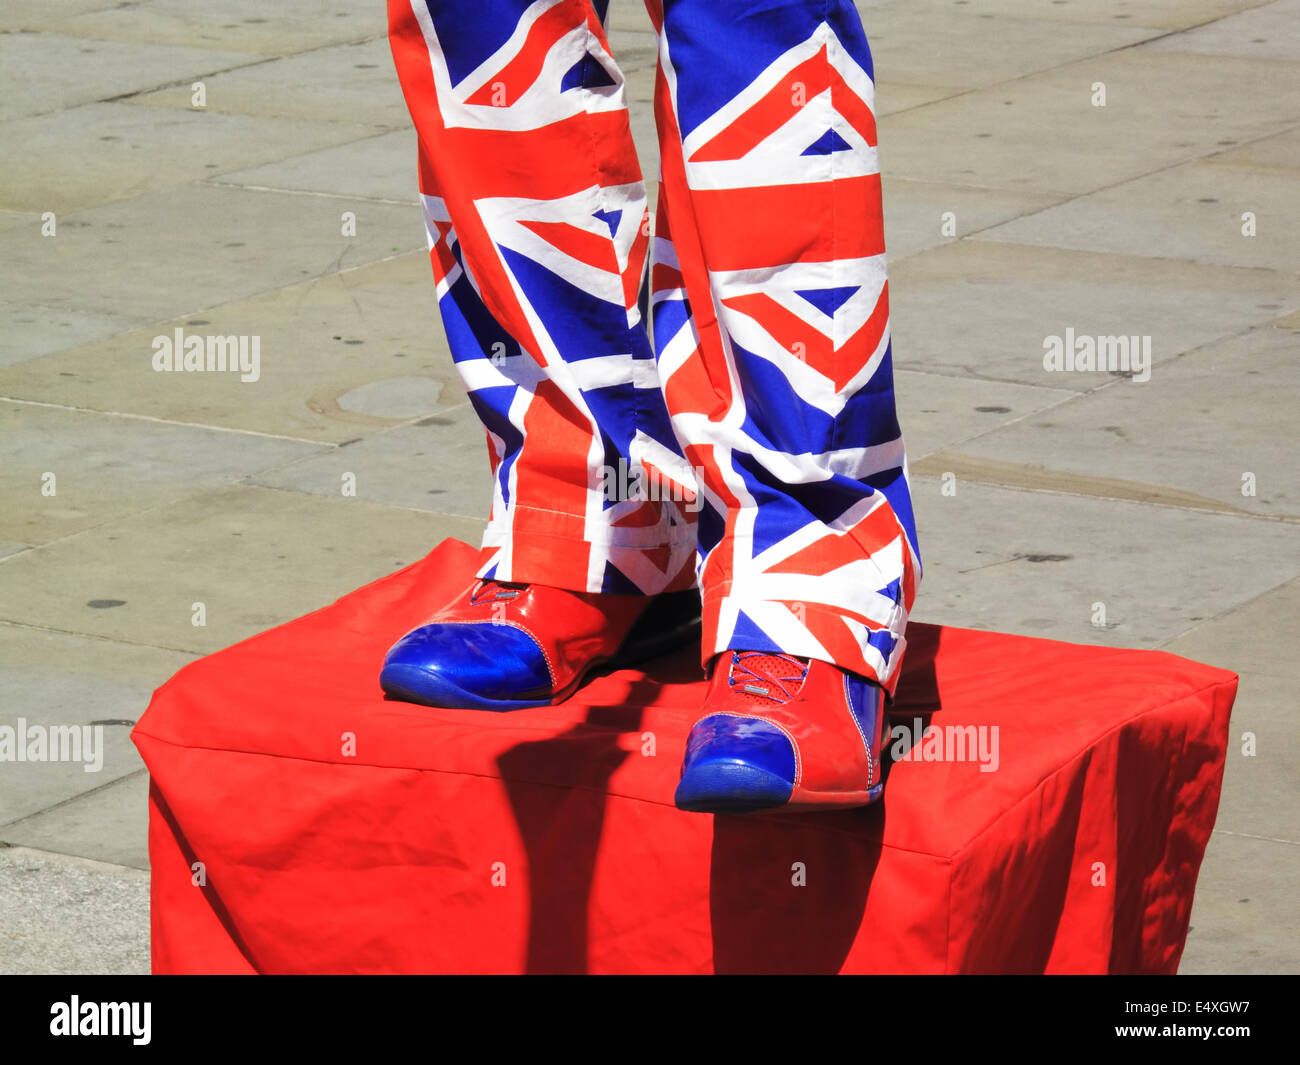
[{"xmin": 388, "ymin": 0, "xmax": 921, "ymax": 692}]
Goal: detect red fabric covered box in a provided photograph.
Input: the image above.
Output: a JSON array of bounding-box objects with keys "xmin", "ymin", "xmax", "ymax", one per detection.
[{"xmin": 132, "ymin": 539, "xmax": 1236, "ymax": 974}]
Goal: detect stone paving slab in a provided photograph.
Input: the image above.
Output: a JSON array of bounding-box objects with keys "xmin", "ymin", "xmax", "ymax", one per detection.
[
  {"xmin": 0, "ymin": 621, "xmax": 192, "ymax": 825},
  {"xmin": 890, "ymin": 239, "xmax": 1298, "ymax": 388},
  {"xmin": 1142, "ymin": 0, "xmax": 1300, "ymax": 61},
  {"xmin": 13, "ymin": 0, "xmax": 386, "ymax": 56},
  {"xmin": 0, "ymin": 846, "xmax": 149, "ymax": 976},
  {"xmin": 1161, "ymin": 584, "xmax": 1299, "ymax": 846},
  {"xmin": 0, "ymin": 298, "xmax": 154, "ymax": 370},
  {"xmin": 1202, "ymin": 125, "xmax": 1300, "ymax": 170},
  {"xmin": 874, "ymin": 82, "xmax": 968, "ymax": 116},
  {"xmin": 0, "ymin": 484, "xmax": 486, "ymax": 655},
  {"xmin": 930, "ymin": 0, "xmax": 1273, "ymax": 31},
  {"xmin": 1179, "ymin": 830, "xmax": 1300, "ymax": 974},
  {"xmin": 0, "ymin": 400, "xmax": 326, "ymax": 545},
  {"xmin": 0, "ymin": 101, "xmax": 378, "ymax": 213},
  {"xmin": 979, "ymin": 145, "xmax": 1300, "ymax": 272},
  {"xmin": 905, "ymin": 477, "xmax": 1300, "ymax": 648},
  {"xmin": 881, "ymin": 176, "xmax": 1066, "ymax": 260},
  {"xmin": 894, "ymin": 371, "xmax": 1079, "ymax": 459},
  {"xmin": 214, "ymin": 129, "xmax": 419, "ymax": 204},
  {"xmin": 0, "ymin": 208, "xmax": 39, "ymax": 233},
  {"xmin": 945, "ymin": 325, "xmax": 1299, "ymax": 515},
  {"xmin": 856, "ymin": 0, "xmax": 1160, "ymax": 90},
  {"xmin": 0, "ymin": 30, "xmax": 257, "ymax": 122},
  {"xmin": 1163, "ymin": 576, "xmax": 1299, "ymax": 679},
  {"xmin": 128, "ymin": 35, "xmax": 410, "ymax": 130},
  {"xmin": 1202, "ymin": 670, "xmax": 1300, "ymax": 842},
  {"xmin": 881, "ymin": 51, "xmax": 1300, "ymax": 196},
  {"xmin": 0, "ymin": 182, "xmax": 424, "ymax": 324},
  {"xmin": 2, "ymin": 771, "xmax": 151, "ymax": 872},
  {"xmin": 0, "ymin": 252, "xmax": 452, "ymax": 441},
  {"xmin": 0, "ymin": 1, "xmax": 121, "ymax": 29},
  {"xmin": 246, "ymin": 402, "xmax": 492, "ymax": 520}
]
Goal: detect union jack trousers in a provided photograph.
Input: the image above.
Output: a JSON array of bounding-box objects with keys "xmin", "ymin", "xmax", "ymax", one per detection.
[{"xmin": 387, "ymin": 0, "xmax": 922, "ymax": 694}]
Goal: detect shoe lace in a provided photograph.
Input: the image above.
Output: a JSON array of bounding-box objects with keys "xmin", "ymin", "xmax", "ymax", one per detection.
[
  {"xmin": 727, "ymin": 651, "xmax": 810, "ymax": 705},
  {"xmin": 469, "ymin": 579, "xmax": 525, "ymax": 606}
]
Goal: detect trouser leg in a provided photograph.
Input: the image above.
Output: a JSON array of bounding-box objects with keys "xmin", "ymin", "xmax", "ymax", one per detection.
[
  {"xmin": 387, "ymin": 0, "xmax": 697, "ymax": 595},
  {"xmin": 644, "ymin": 0, "xmax": 921, "ymax": 691}
]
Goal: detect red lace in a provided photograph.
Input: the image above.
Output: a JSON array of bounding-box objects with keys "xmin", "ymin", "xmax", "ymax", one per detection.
[{"xmin": 727, "ymin": 651, "xmax": 810, "ymax": 704}]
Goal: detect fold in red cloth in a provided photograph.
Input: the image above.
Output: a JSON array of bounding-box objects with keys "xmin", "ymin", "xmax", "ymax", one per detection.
[{"xmin": 133, "ymin": 538, "xmax": 1235, "ymax": 973}]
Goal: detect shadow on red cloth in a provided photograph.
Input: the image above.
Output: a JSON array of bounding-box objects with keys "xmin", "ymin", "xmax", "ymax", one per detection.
[
  {"xmin": 710, "ymin": 623, "xmax": 944, "ymax": 973},
  {"xmin": 150, "ymin": 783, "xmax": 261, "ymax": 973},
  {"xmin": 494, "ymin": 643, "xmax": 704, "ymax": 973},
  {"xmin": 496, "ymin": 623, "xmax": 946, "ymax": 974}
]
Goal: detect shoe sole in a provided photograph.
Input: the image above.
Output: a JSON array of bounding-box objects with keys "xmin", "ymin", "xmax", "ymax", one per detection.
[
  {"xmin": 675, "ymin": 760, "xmax": 884, "ymax": 814},
  {"xmin": 380, "ymin": 590, "xmax": 701, "ymax": 711},
  {"xmin": 674, "ymin": 760, "xmax": 793, "ymax": 813}
]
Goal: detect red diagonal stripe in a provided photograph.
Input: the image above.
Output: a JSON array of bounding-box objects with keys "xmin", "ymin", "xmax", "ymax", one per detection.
[
  {"xmin": 465, "ymin": 4, "xmax": 574, "ymax": 107},
  {"xmin": 519, "ymin": 219, "xmax": 621, "ymax": 274},
  {"xmin": 689, "ymin": 45, "xmax": 831, "ymax": 163},
  {"xmin": 768, "ymin": 505, "xmax": 903, "ymax": 577},
  {"xmin": 722, "ymin": 291, "xmax": 832, "ymax": 365}
]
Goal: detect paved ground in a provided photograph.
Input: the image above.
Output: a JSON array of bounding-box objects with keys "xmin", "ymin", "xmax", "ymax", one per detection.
[{"xmin": 0, "ymin": 0, "xmax": 1295, "ymax": 974}]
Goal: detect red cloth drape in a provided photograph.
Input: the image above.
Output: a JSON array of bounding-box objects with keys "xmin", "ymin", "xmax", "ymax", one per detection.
[{"xmin": 133, "ymin": 538, "xmax": 1235, "ymax": 973}]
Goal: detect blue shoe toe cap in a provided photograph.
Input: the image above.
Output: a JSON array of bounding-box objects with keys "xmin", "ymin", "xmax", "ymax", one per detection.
[
  {"xmin": 380, "ymin": 623, "xmax": 551, "ymax": 709},
  {"xmin": 675, "ymin": 714, "xmax": 796, "ymax": 813}
]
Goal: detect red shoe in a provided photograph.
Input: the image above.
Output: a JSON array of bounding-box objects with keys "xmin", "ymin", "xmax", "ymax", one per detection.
[
  {"xmin": 381, "ymin": 579, "xmax": 700, "ymax": 710},
  {"xmin": 674, "ymin": 651, "xmax": 889, "ymax": 813}
]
